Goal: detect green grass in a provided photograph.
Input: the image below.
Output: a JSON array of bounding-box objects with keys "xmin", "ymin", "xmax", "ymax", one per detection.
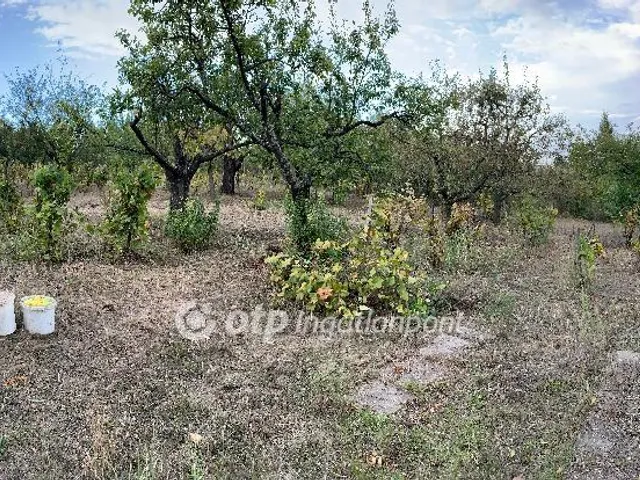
[{"xmin": 0, "ymin": 435, "xmax": 7, "ymax": 459}]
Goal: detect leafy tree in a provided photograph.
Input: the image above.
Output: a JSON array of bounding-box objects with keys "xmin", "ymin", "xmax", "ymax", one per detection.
[
  {"xmin": 119, "ymin": 0, "xmax": 407, "ymax": 249},
  {"xmin": 1, "ymin": 58, "xmax": 105, "ymax": 174},
  {"xmin": 567, "ymin": 114, "xmax": 640, "ymax": 220},
  {"xmin": 397, "ymin": 61, "xmax": 565, "ymax": 221}
]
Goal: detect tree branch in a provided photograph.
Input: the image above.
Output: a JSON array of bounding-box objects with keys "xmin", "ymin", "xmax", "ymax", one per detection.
[
  {"xmin": 129, "ymin": 113, "xmax": 176, "ymax": 174},
  {"xmin": 220, "ymin": 0, "xmax": 260, "ymax": 112},
  {"xmin": 191, "ymin": 139, "xmax": 254, "ymax": 173},
  {"xmin": 324, "ymin": 112, "xmax": 405, "ymax": 138}
]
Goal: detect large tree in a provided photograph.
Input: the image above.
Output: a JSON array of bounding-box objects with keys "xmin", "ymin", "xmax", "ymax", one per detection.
[
  {"xmin": 397, "ymin": 61, "xmax": 565, "ymax": 220},
  {"xmin": 568, "ymin": 113, "xmax": 640, "ymax": 219},
  {"xmin": 119, "ymin": 0, "xmax": 406, "ymax": 248},
  {"xmin": 114, "ymin": 44, "xmax": 251, "ymax": 209}
]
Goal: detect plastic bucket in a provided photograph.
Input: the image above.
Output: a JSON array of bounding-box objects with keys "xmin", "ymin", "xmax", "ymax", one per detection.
[
  {"xmin": 0, "ymin": 292, "xmax": 16, "ymax": 336},
  {"xmin": 21, "ymin": 296, "xmax": 57, "ymax": 335}
]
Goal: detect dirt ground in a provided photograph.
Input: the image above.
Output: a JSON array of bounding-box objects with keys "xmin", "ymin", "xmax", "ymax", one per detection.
[{"xmin": 0, "ymin": 190, "xmax": 639, "ymax": 479}]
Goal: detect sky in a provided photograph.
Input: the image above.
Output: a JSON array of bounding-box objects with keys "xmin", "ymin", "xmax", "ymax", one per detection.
[{"xmin": 0, "ymin": 0, "xmax": 639, "ymax": 129}]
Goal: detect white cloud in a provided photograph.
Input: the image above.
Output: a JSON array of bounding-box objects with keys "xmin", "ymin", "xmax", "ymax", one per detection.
[
  {"xmin": 28, "ymin": 0, "xmax": 137, "ymax": 57},
  {"xmin": 490, "ymin": 3, "xmax": 640, "ymax": 120},
  {"xmin": 19, "ymin": 0, "xmax": 640, "ymax": 126}
]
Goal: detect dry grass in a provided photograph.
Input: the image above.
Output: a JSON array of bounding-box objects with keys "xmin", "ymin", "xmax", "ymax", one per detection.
[{"xmin": 0, "ymin": 191, "xmax": 639, "ymax": 479}]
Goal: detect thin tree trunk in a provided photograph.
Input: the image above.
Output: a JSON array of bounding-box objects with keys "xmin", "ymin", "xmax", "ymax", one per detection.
[
  {"xmin": 290, "ymin": 182, "xmax": 312, "ymax": 252},
  {"xmin": 207, "ymin": 161, "xmax": 216, "ymax": 200}
]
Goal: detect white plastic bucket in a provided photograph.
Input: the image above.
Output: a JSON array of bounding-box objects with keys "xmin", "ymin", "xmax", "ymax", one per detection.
[
  {"xmin": 20, "ymin": 296, "xmax": 57, "ymax": 335},
  {"xmin": 0, "ymin": 292, "xmax": 16, "ymax": 336}
]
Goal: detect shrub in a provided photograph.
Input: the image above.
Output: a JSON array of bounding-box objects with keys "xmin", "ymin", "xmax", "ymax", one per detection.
[
  {"xmin": 253, "ymin": 189, "xmax": 267, "ymax": 211},
  {"xmin": 511, "ymin": 195, "xmax": 558, "ymax": 245},
  {"xmin": 268, "ymin": 197, "xmax": 439, "ymax": 319},
  {"xmin": 0, "ymin": 179, "xmax": 22, "ymax": 234},
  {"xmin": 445, "ymin": 202, "xmax": 475, "ymax": 235},
  {"xmin": 367, "ymin": 188, "xmax": 431, "ymax": 248},
  {"xmin": 574, "ymin": 231, "xmax": 605, "ymax": 290},
  {"xmin": 165, "ymin": 198, "xmax": 219, "ymax": 252},
  {"xmin": 284, "ymin": 194, "xmax": 348, "ymax": 251},
  {"xmin": 27, "ymin": 165, "xmax": 74, "ymax": 261},
  {"xmin": 475, "ymin": 193, "xmax": 495, "ymax": 221},
  {"xmin": 102, "ymin": 166, "xmax": 157, "ymax": 254},
  {"xmin": 622, "ymin": 206, "xmax": 639, "ymax": 246}
]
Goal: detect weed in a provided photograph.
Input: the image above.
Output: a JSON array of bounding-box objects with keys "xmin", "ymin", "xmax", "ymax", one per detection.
[
  {"xmin": 253, "ymin": 189, "xmax": 267, "ymax": 211},
  {"xmin": 574, "ymin": 231, "xmax": 605, "ymax": 291}
]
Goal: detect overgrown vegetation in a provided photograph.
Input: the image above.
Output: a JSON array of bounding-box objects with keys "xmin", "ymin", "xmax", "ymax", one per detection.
[
  {"xmin": 102, "ymin": 166, "xmax": 157, "ymax": 255},
  {"xmin": 269, "ymin": 196, "xmax": 438, "ymax": 318},
  {"xmin": 0, "ymin": 179, "xmax": 21, "ymax": 234},
  {"xmin": 27, "ymin": 165, "xmax": 74, "ymax": 261},
  {"xmin": 165, "ymin": 198, "xmax": 219, "ymax": 253},
  {"xmin": 1, "ymin": 1, "xmax": 640, "ymax": 479},
  {"xmin": 510, "ymin": 195, "xmax": 558, "ymax": 246},
  {"xmin": 284, "ymin": 195, "xmax": 348, "ymax": 251}
]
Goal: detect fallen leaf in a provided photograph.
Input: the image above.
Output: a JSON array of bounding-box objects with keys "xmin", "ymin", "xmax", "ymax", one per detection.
[
  {"xmin": 366, "ymin": 452, "xmax": 383, "ymax": 467},
  {"xmin": 3, "ymin": 375, "xmax": 28, "ymax": 388}
]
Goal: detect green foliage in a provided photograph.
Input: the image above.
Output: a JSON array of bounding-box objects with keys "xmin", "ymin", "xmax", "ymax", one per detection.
[
  {"xmin": 26, "ymin": 165, "xmax": 74, "ymax": 261},
  {"xmin": 268, "ymin": 196, "xmax": 437, "ymax": 319},
  {"xmin": 563, "ymin": 115, "xmax": 640, "ymax": 221},
  {"xmin": 397, "ymin": 60, "xmax": 566, "ymax": 215},
  {"xmin": 574, "ymin": 232, "xmax": 605, "ymax": 291},
  {"xmin": 0, "ymin": 179, "xmax": 22, "ymax": 234},
  {"xmin": 622, "ymin": 206, "xmax": 639, "ymax": 246},
  {"xmin": 119, "ymin": 0, "xmax": 404, "ymax": 236},
  {"xmin": 284, "ymin": 194, "xmax": 348, "ymax": 252},
  {"xmin": 102, "ymin": 166, "xmax": 157, "ymax": 254},
  {"xmin": 165, "ymin": 198, "xmax": 219, "ymax": 253},
  {"xmin": 253, "ymin": 189, "xmax": 267, "ymax": 211},
  {"xmin": 511, "ymin": 195, "xmax": 558, "ymax": 245},
  {"xmin": 2, "ymin": 58, "xmax": 105, "ymax": 172}
]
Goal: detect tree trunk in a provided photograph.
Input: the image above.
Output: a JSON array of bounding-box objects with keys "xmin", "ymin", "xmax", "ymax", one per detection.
[
  {"xmin": 290, "ymin": 183, "xmax": 312, "ymax": 252},
  {"xmin": 221, "ymin": 155, "xmax": 242, "ymax": 195},
  {"xmin": 207, "ymin": 161, "xmax": 216, "ymax": 201},
  {"xmin": 166, "ymin": 170, "xmax": 193, "ymax": 211},
  {"xmin": 442, "ymin": 202, "xmax": 453, "ymax": 221},
  {"xmin": 492, "ymin": 195, "xmax": 505, "ymax": 224}
]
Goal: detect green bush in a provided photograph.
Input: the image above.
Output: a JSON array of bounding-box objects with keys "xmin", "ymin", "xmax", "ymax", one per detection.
[
  {"xmin": 511, "ymin": 195, "xmax": 558, "ymax": 245},
  {"xmin": 102, "ymin": 166, "xmax": 157, "ymax": 254},
  {"xmin": 0, "ymin": 179, "xmax": 22, "ymax": 234},
  {"xmin": 165, "ymin": 198, "xmax": 219, "ymax": 252},
  {"xmin": 27, "ymin": 165, "xmax": 74, "ymax": 261},
  {"xmin": 268, "ymin": 197, "xmax": 439, "ymax": 319},
  {"xmin": 284, "ymin": 194, "xmax": 348, "ymax": 252},
  {"xmin": 253, "ymin": 189, "xmax": 267, "ymax": 211},
  {"xmin": 575, "ymin": 232, "xmax": 605, "ymax": 290}
]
